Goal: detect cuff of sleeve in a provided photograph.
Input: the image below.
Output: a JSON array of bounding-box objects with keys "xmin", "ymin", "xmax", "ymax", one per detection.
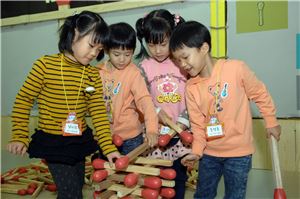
[
  {"xmin": 10, "ymin": 138, "xmax": 29, "ymax": 148},
  {"xmin": 155, "ymin": 107, "xmax": 161, "ymax": 114},
  {"xmin": 264, "ymin": 116, "xmax": 279, "ymax": 128},
  {"xmin": 177, "ymin": 117, "xmax": 190, "ymax": 128},
  {"xmin": 102, "ymin": 146, "xmax": 118, "ymax": 156},
  {"xmin": 192, "ymin": 143, "xmax": 205, "ymax": 157}
]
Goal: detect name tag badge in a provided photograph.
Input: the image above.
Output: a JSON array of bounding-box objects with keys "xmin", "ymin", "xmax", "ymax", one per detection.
[
  {"xmin": 205, "ymin": 114, "xmax": 224, "ymax": 141},
  {"xmin": 62, "ymin": 112, "xmax": 82, "ymax": 136},
  {"xmin": 160, "ymin": 126, "xmax": 171, "ymax": 135}
]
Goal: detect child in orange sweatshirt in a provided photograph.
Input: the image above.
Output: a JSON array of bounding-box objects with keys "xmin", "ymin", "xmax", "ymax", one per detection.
[
  {"xmin": 97, "ymin": 22, "xmax": 158, "ymax": 155},
  {"xmin": 169, "ymin": 21, "xmax": 282, "ymax": 199}
]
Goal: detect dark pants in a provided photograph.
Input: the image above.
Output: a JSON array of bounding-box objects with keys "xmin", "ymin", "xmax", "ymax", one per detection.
[
  {"xmin": 47, "ymin": 161, "xmax": 85, "ymax": 199},
  {"xmin": 194, "ymin": 154, "xmax": 252, "ymax": 199},
  {"xmin": 172, "ymin": 157, "xmax": 188, "ymax": 199}
]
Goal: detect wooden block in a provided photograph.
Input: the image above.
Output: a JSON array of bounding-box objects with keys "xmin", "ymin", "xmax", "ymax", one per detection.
[
  {"xmin": 92, "ymin": 179, "xmax": 114, "ymax": 192},
  {"xmin": 134, "ymin": 157, "xmax": 173, "ymax": 167},
  {"xmin": 1, "ymin": 184, "xmax": 28, "ymax": 190},
  {"xmin": 108, "ymin": 184, "xmax": 140, "ymax": 198},
  {"xmin": 99, "ymin": 161, "xmax": 160, "ymax": 176},
  {"xmin": 97, "ymin": 190, "xmax": 115, "ymax": 199},
  {"xmin": 161, "ymin": 179, "xmax": 175, "ymax": 187},
  {"xmin": 32, "ymin": 182, "xmax": 44, "ymax": 198}
]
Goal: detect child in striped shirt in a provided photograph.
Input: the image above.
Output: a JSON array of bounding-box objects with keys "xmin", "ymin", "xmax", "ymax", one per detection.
[{"xmin": 7, "ymin": 11, "xmax": 120, "ymax": 199}]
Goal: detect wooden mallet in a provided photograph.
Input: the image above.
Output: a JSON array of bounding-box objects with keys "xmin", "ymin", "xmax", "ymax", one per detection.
[
  {"xmin": 158, "ymin": 116, "xmax": 193, "ymax": 147},
  {"xmin": 269, "ymin": 136, "xmax": 287, "ymax": 199}
]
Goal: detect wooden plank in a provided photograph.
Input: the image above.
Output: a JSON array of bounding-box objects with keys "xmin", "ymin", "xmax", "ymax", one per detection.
[
  {"xmin": 1, "ymin": 0, "xmax": 182, "ymax": 27},
  {"xmin": 134, "ymin": 157, "xmax": 173, "ymax": 167}
]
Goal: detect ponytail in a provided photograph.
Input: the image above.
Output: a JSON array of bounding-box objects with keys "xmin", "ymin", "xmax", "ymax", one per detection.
[{"xmin": 135, "ymin": 17, "xmax": 149, "ymax": 59}]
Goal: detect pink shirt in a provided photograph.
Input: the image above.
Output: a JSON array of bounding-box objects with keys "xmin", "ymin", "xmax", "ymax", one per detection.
[
  {"xmin": 140, "ymin": 58, "xmax": 188, "ymax": 122},
  {"xmin": 186, "ymin": 59, "xmax": 278, "ymax": 157}
]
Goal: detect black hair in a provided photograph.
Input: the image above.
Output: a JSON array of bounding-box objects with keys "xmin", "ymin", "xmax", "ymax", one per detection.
[
  {"xmin": 135, "ymin": 9, "xmax": 185, "ymax": 59},
  {"xmin": 105, "ymin": 22, "xmax": 136, "ymax": 51},
  {"xmin": 58, "ymin": 10, "xmax": 109, "ymax": 61},
  {"xmin": 169, "ymin": 21, "xmax": 211, "ymax": 53}
]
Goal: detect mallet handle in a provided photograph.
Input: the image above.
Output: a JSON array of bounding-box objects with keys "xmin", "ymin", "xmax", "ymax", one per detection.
[{"xmin": 269, "ymin": 136, "xmax": 283, "ymax": 188}]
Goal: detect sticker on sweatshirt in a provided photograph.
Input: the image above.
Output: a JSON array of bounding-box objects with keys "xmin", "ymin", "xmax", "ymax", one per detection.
[
  {"xmin": 102, "ymin": 78, "xmax": 121, "ymax": 123},
  {"xmin": 103, "ymin": 79, "xmax": 115, "ymax": 101},
  {"xmin": 156, "ymin": 75, "xmax": 181, "ymax": 103},
  {"xmin": 113, "ymin": 82, "xmax": 121, "ymax": 95},
  {"xmin": 221, "ymin": 83, "xmax": 229, "ymax": 98},
  {"xmin": 208, "ymin": 82, "xmax": 229, "ymax": 112}
]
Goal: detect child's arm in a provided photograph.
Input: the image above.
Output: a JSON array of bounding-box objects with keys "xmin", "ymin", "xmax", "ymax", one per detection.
[
  {"xmin": 185, "ymin": 85, "xmax": 207, "ymax": 157},
  {"xmin": 137, "ymin": 62, "xmax": 151, "ymax": 92},
  {"xmin": 133, "ymin": 73, "xmax": 159, "ymax": 147},
  {"xmin": 8, "ymin": 58, "xmax": 46, "ymax": 154},
  {"xmin": 240, "ymin": 62, "xmax": 280, "ymax": 139},
  {"xmin": 87, "ymin": 69, "xmax": 120, "ymax": 159}
]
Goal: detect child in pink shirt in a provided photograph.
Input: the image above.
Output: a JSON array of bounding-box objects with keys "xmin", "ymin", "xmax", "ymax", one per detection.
[
  {"xmin": 97, "ymin": 22, "xmax": 158, "ymax": 155},
  {"xmin": 170, "ymin": 21, "xmax": 281, "ymax": 199},
  {"xmin": 136, "ymin": 9, "xmax": 191, "ymax": 199}
]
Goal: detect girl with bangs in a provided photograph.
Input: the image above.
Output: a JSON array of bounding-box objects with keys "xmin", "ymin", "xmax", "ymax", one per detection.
[
  {"xmin": 136, "ymin": 9, "xmax": 192, "ymax": 199},
  {"xmin": 7, "ymin": 11, "xmax": 120, "ymax": 199}
]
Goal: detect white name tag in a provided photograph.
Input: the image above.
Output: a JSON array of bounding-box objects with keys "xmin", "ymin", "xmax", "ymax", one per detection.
[
  {"xmin": 160, "ymin": 126, "xmax": 171, "ymax": 135},
  {"xmin": 206, "ymin": 124, "xmax": 223, "ymax": 137},
  {"xmin": 64, "ymin": 123, "xmax": 80, "ymax": 135}
]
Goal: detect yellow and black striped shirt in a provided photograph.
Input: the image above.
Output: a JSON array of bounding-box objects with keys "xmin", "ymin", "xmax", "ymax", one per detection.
[{"xmin": 11, "ymin": 53, "xmax": 117, "ymax": 155}]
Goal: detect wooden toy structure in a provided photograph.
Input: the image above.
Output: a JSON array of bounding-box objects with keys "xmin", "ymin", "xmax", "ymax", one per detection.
[
  {"xmin": 91, "ymin": 117, "xmax": 194, "ymax": 199},
  {"xmin": 1, "ymin": 158, "xmax": 94, "ymax": 198},
  {"xmin": 91, "ymin": 143, "xmax": 176, "ymax": 199}
]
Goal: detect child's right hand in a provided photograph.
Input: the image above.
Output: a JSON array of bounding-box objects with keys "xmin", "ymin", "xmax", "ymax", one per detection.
[
  {"xmin": 181, "ymin": 154, "xmax": 201, "ymax": 168},
  {"xmin": 266, "ymin": 125, "xmax": 281, "ymax": 141},
  {"xmin": 7, "ymin": 141, "xmax": 27, "ymax": 156}
]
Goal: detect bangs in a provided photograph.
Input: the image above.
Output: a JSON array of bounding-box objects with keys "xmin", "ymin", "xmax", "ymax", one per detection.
[
  {"xmin": 144, "ymin": 19, "xmax": 171, "ymax": 44},
  {"xmin": 91, "ymin": 23, "xmax": 108, "ymax": 45},
  {"xmin": 77, "ymin": 20, "xmax": 108, "ymax": 45},
  {"xmin": 109, "ymin": 39, "xmax": 134, "ymax": 50}
]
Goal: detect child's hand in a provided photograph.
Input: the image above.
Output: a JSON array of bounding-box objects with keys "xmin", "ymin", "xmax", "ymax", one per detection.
[
  {"xmin": 266, "ymin": 125, "xmax": 281, "ymax": 141},
  {"xmin": 181, "ymin": 154, "xmax": 201, "ymax": 168},
  {"xmin": 106, "ymin": 151, "xmax": 121, "ymax": 167},
  {"xmin": 158, "ymin": 109, "xmax": 172, "ymax": 126},
  {"xmin": 145, "ymin": 133, "xmax": 158, "ymax": 147},
  {"xmin": 7, "ymin": 141, "xmax": 27, "ymax": 156}
]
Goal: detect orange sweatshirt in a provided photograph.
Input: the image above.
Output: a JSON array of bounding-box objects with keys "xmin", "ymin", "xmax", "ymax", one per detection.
[
  {"xmin": 98, "ymin": 61, "xmax": 158, "ymax": 140},
  {"xmin": 186, "ymin": 59, "xmax": 278, "ymax": 157}
]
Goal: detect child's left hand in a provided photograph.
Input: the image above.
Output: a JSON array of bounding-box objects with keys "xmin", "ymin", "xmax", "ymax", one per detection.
[
  {"xmin": 266, "ymin": 125, "xmax": 281, "ymax": 141},
  {"xmin": 145, "ymin": 133, "xmax": 158, "ymax": 147}
]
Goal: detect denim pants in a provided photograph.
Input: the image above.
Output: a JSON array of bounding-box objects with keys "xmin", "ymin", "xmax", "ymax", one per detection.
[
  {"xmin": 194, "ymin": 154, "xmax": 252, "ymax": 199},
  {"xmin": 119, "ymin": 133, "xmax": 144, "ymax": 155}
]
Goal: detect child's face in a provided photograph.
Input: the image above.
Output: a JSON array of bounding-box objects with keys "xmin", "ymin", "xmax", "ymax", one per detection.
[
  {"xmin": 172, "ymin": 44, "xmax": 207, "ymax": 77},
  {"xmin": 108, "ymin": 48, "xmax": 133, "ymax": 70},
  {"xmin": 71, "ymin": 31, "xmax": 103, "ymax": 65},
  {"xmin": 147, "ymin": 37, "xmax": 170, "ymax": 63}
]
